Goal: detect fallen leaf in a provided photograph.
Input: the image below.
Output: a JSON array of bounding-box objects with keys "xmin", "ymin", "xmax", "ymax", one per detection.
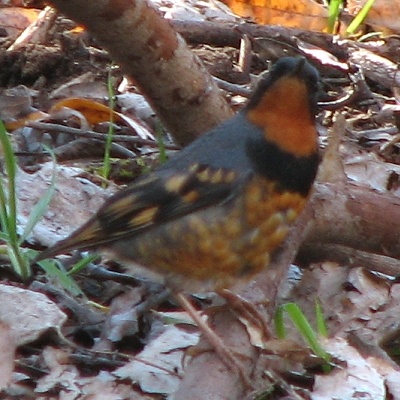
[
  {"xmin": 312, "ymin": 337, "xmax": 400, "ymax": 399},
  {"xmin": 344, "ymin": 152, "xmax": 400, "ymax": 195},
  {"xmin": 0, "ymin": 89, "xmax": 48, "ymax": 131},
  {"xmin": 0, "ymin": 7, "xmax": 40, "ymax": 39},
  {"xmin": 0, "ymin": 322, "xmax": 15, "ymax": 390},
  {"xmin": 16, "ymin": 162, "xmax": 117, "ymax": 247},
  {"xmin": 49, "ymin": 97, "xmax": 154, "ymax": 139},
  {"xmin": 114, "ymin": 325, "xmax": 199, "ymax": 395},
  {"xmin": 221, "ymin": 0, "xmax": 328, "ymax": 31},
  {"xmin": 348, "ymin": 0, "xmax": 400, "ymax": 34},
  {"xmin": 35, "ymin": 347, "xmax": 141, "ymax": 399},
  {"xmin": 0, "ymin": 284, "xmax": 67, "ymax": 346}
]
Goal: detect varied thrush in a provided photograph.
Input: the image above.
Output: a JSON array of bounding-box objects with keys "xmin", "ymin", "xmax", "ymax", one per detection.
[
  {"xmin": 35, "ymin": 56, "xmax": 320, "ymax": 387},
  {"xmin": 36, "ymin": 57, "xmax": 320, "ymax": 291}
]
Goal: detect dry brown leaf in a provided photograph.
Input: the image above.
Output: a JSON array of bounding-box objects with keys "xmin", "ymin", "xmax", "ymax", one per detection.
[
  {"xmin": 49, "ymin": 98, "xmax": 124, "ymax": 126},
  {"xmin": 35, "ymin": 347, "xmax": 140, "ymax": 399},
  {"xmin": 114, "ymin": 325, "xmax": 200, "ymax": 396},
  {"xmin": 0, "ymin": 284, "xmax": 67, "ymax": 346},
  {"xmin": 344, "ymin": 152, "xmax": 400, "ymax": 195},
  {"xmin": 0, "ymin": 7, "xmax": 40, "ymax": 39},
  {"xmin": 16, "ymin": 162, "xmax": 116, "ymax": 247},
  {"xmin": 221, "ymin": 0, "xmax": 328, "ymax": 31},
  {"xmin": 348, "ymin": 0, "xmax": 400, "ymax": 34},
  {"xmin": 0, "ymin": 322, "xmax": 15, "ymax": 390},
  {"xmin": 3, "ymin": 109, "xmax": 48, "ymax": 131},
  {"xmin": 49, "ymin": 97, "xmax": 154, "ymax": 139},
  {"xmin": 0, "ymin": 89, "xmax": 48, "ymax": 131},
  {"xmin": 313, "ymin": 337, "xmax": 400, "ymax": 399},
  {"xmin": 49, "ymin": 72, "xmax": 109, "ymax": 101}
]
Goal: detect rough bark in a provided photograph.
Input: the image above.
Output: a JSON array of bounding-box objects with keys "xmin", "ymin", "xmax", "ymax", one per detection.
[{"xmin": 47, "ymin": 0, "xmax": 233, "ymax": 145}]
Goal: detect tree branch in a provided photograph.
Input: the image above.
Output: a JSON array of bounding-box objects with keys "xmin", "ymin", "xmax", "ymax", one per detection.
[{"xmin": 47, "ymin": 0, "xmax": 233, "ymax": 145}]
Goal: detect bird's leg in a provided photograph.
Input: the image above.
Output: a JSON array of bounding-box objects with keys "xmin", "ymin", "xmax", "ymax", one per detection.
[
  {"xmin": 175, "ymin": 292, "xmax": 254, "ymax": 390},
  {"xmin": 217, "ymin": 288, "xmax": 272, "ymax": 341}
]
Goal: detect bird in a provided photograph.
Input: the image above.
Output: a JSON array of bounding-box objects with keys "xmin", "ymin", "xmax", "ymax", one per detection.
[{"xmin": 35, "ymin": 56, "xmax": 320, "ymax": 386}]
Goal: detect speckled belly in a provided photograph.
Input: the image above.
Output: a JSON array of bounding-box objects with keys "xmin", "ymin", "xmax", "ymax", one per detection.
[{"xmin": 108, "ymin": 176, "xmax": 307, "ymax": 291}]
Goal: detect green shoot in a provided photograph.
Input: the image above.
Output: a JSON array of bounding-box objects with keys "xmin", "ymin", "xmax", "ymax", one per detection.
[
  {"xmin": 346, "ymin": 0, "xmax": 376, "ymax": 35},
  {"xmin": 327, "ymin": 0, "xmax": 376, "ymax": 37},
  {"xmin": 155, "ymin": 121, "xmax": 168, "ymax": 164},
  {"xmin": 327, "ymin": 0, "xmax": 343, "ymax": 34},
  {"xmin": 35, "ymin": 256, "xmax": 84, "ymax": 297},
  {"xmin": 102, "ymin": 66, "xmax": 116, "ymax": 181},
  {"xmin": 315, "ymin": 298, "xmax": 329, "ymax": 337},
  {"xmin": 135, "ymin": 156, "xmax": 152, "ymax": 174},
  {"xmin": 0, "ymin": 120, "xmax": 85, "ymax": 296},
  {"xmin": 68, "ymin": 253, "xmax": 99, "ymax": 275},
  {"xmin": 19, "ymin": 145, "xmax": 56, "ymax": 244},
  {"xmin": 275, "ymin": 302, "xmax": 331, "ymax": 369},
  {"xmin": 0, "ymin": 120, "xmax": 30, "ymax": 278}
]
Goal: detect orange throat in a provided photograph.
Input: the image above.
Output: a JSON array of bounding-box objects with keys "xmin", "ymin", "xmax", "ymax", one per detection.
[{"xmin": 247, "ymin": 76, "xmax": 318, "ymax": 157}]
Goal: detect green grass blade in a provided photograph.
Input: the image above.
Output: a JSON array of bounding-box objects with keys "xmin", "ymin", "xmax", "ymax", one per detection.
[
  {"xmin": 274, "ymin": 305, "xmax": 286, "ymax": 339},
  {"xmin": 346, "ymin": 0, "xmax": 376, "ymax": 35},
  {"xmin": 37, "ymin": 257, "xmax": 85, "ymax": 297},
  {"xmin": 68, "ymin": 253, "xmax": 99, "ymax": 275},
  {"xmin": 275, "ymin": 302, "xmax": 331, "ymax": 365},
  {"xmin": 0, "ymin": 120, "xmax": 30, "ymax": 278},
  {"xmin": 102, "ymin": 68, "xmax": 116, "ymax": 180},
  {"xmin": 0, "ymin": 173, "xmax": 9, "ymax": 236},
  {"xmin": 7, "ymin": 246, "xmax": 22, "ymax": 274},
  {"xmin": 327, "ymin": 0, "xmax": 343, "ymax": 34},
  {"xmin": 155, "ymin": 121, "xmax": 168, "ymax": 164},
  {"xmin": 315, "ymin": 298, "xmax": 328, "ymax": 337},
  {"xmin": 0, "ymin": 232, "xmax": 9, "ymax": 241},
  {"xmin": 0, "ymin": 121, "xmax": 17, "ymax": 243},
  {"xmin": 281, "ymin": 303, "xmax": 324, "ymax": 357},
  {"xmin": 19, "ymin": 145, "xmax": 56, "ymax": 244},
  {"xmin": 7, "ymin": 243, "xmax": 29, "ymax": 278}
]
